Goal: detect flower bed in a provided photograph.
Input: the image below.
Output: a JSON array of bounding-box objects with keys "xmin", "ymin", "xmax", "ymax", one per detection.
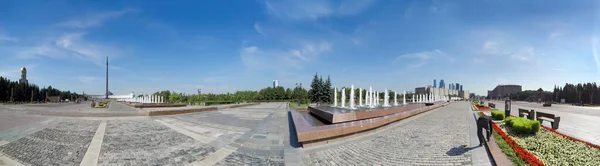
[
  {"xmin": 542, "ymin": 126, "xmax": 600, "ymax": 150},
  {"xmin": 472, "ymin": 102, "xmax": 491, "ymax": 110},
  {"xmin": 492, "ymin": 121, "xmax": 545, "ymax": 165},
  {"xmin": 479, "ymin": 111, "xmax": 600, "ymax": 165}
]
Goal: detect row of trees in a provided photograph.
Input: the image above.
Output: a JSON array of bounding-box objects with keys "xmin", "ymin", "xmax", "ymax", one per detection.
[
  {"xmin": 553, "ymin": 82, "xmax": 599, "ymax": 104},
  {"xmin": 0, "ymin": 77, "xmax": 83, "ymax": 102},
  {"xmin": 152, "ymin": 85, "xmax": 310, "ymax": 104}
]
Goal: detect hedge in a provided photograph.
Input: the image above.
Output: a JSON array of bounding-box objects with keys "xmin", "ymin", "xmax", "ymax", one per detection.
[
  {"xmin": 491, "ymin": 110, "xmax": 505, "ymax": 120},
  {"xmin": 505, "ymin": 117, "xmax": 540, "ymax": 134}
]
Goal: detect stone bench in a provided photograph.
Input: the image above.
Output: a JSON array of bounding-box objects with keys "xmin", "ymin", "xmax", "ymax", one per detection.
[
  {"xmin": 542, "ymin": 102, "xmax": 552, "ymax": 107},
  {"xmin": 518, "ymin": 108, "xmax": 535, "ymax": 120},
  {"xmin": 536, "ymin": 111, "xmax": 560, "ymax": 129}
]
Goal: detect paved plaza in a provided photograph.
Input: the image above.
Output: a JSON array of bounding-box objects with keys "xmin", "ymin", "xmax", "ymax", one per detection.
[
  {"xmin": 0, "ymin": 102, "xmax": 288, "ymax": 165},
  {"xmin": 292, "ymin": 102, "xmax": 488, "ymax": 166}
]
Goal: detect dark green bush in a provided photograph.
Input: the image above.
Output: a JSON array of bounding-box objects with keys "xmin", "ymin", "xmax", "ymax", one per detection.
[
  {"xmin": 491, "ymin": 110, "xmax": 505, "ymax": 120},
  {"xmin": 504, "ymin": 117, "xmax": 540, "ymax": 134}
]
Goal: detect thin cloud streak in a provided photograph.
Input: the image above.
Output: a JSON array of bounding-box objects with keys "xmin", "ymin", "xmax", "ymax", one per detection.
[{"xmin": 55, "ymin": 8, "xmax": 140, "ymax": 28}]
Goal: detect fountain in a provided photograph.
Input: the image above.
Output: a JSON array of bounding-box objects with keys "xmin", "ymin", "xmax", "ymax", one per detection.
[
  {"xmin": 341, "ymin": 88, "xmax": 346, "ymax": 108},
  {"xmin": 359, "ymin": 88, "xmax": 363, "ymax": 107},
  {"xmin": 383, "ymin": 89, "xmax": 389, "ymax": 107},
  {"xmin": 350, "ymin": 85, "xmax": 355, "ymax": 109},
  {"xmin": 334, "ymin": 87, "xmax": 338, "ymax": 107},
  {"xmin": 394, "ymin": 91, "xmax": 398, "ymax": 106}
]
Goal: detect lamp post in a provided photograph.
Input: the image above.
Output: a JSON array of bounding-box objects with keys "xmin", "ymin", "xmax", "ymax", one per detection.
[{"xmin": 505, "ymin": 99, "xmax": 511, "ymax": 117}]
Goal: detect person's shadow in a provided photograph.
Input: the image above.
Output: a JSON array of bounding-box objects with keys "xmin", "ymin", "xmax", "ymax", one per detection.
[{"xmin": 446, "ymin": 144, "xmax": 481, "ymax": 156}]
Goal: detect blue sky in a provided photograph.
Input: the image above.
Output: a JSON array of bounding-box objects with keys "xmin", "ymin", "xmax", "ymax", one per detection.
[{"xmin": 1, "ymin": 0, "xmax": 599, "ymax": 96}]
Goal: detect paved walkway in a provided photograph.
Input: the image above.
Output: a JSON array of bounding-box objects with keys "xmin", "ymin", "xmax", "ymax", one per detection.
[
  {"xmin": 0, "ymin": 102, "xmax": 288, "ymax": 165},
  {"xmin": 488, "ymin": 100, "xmax": 600, "ymax": 146},
  {"xmin": 296, "ymin": 102, "xmax": 490, "ymax": 166}
]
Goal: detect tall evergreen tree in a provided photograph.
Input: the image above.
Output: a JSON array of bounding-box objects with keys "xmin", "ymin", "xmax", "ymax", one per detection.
[
  {"xmin": 318, "ymin": 76, "xmax": 326, "ymax": 104},
  {"xmin": 324, "ymin": 75, "xmax": 332, "ymax": 104},
  {"xmin": 309, "ymin": 73, "xmax": 321, "ymax": 103}
]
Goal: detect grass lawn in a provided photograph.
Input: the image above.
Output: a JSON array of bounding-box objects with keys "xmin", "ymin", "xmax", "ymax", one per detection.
[
  {"xmin": 491, "ymin": 129, "xmax": 528, "ymax": 166},
  {"xmin": 289, "ymin": 102, "xmax": 308, "ymax": 108}
]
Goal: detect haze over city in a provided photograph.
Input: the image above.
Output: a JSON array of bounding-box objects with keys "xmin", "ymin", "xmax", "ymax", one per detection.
[{"xmin": 1, "ymin": 0, "xmax": 599, "ymax": 95}]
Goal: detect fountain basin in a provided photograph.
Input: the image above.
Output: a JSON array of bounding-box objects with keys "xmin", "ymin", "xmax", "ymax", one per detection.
[{"xmin": 308, "ymin": 104, "xmax": 425, "ymax": 124}]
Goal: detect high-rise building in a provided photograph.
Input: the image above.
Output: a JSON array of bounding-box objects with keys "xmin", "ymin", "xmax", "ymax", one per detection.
[
  {"xmin": 456, "ymin": 83, "xmax": 460, "ymax": 91},
  {"xmin": 273, "ymin": 80, "xmax": 279, "ymax": 88},
  {"xmin": 433, "ymin": 79, "xmax": 437, "ymax": 88},
  {"xmin": 439, "ymin": 80, "xmax": 445, "ymax": 89},
  {"xmin": 460, "ymin": 85, "xmax": 463, "ymax": 91}
]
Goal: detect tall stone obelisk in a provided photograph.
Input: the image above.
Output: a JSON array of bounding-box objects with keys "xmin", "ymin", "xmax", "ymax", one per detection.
[{"xmin": 105, "ymin": 56, "xmax": 109, "ymax": 99}]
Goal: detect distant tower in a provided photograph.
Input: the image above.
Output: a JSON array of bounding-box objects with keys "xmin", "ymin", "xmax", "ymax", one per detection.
[
  {"xmin": 460, "ymin": 85, "xmax": 463, "ymax": 91},
  {"xmin": 273, "ymin": 80, "xmax": 279, "ymax": 88},
  {"xmin": 106, "ymin": 56, "xmax": 109, "ymax": 99},
  {"xmin": 19, "ymin": 66, "xmax": 28, "ymax": 84},
  {"xmin": 439, "ymin": 80, "xmax": 445, "ymax": 89},
  {"xmin": 433, "ymin": 79, "xmax": 437, "ymax": 88}
]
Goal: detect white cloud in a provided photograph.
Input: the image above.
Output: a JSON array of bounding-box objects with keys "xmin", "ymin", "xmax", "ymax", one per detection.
[
  {"xmin": 396, "ymin": 50, "xmax": 445, "ymax": 61},
  {"xmin": 510, "ymin": 47, "xmax": 535, "ymax": 61},
  {"xmin": 395, "ymin": 50, "xmax": 454, "ymax": 68},
  {"xmin": 56, "ymin": 8, "xmax": 139, "ymax": 28},
  {"xmin": 263, "ymin": 0, "xmax": 373, "ymax": 20},
  {"xmin": 551, "ymin": 68, "xmax": 569, "ymax": 72},
  {"xmin": 336, "ymin": 0, "xmax": 375, "ymax": 16},
  {"xmin": 18, "ymin": 33, "xmax": 120, "ymax": 68},
  {"xmin": 592, "ymin": 37, "xmax": 600, "ymax": 74},
  {"xmin": 0, "ymin": 34, "xmax": 16, "ymax": 42},
  {"xmin": 240, "ymin": 41, "xmax": 332, "ymax": 72},
  {"xmin": 254, "ymin": 22, "xmax": 264, "ymax": 35},
  {"xmin": 481, "ymin": 40, "xmax": 536, "ymax": 61},
  {"xmin": 548, "ymin": 31, "xmax": 565, "ymax": 39},
  {"xmin": 482, "ymin": 41, "xmax": 504, "ymax": 55}
]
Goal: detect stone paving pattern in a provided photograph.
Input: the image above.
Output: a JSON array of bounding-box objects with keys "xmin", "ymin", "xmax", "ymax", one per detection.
[
  {"xmin": 301, "ymin": 102, "xmax": 472, "ymax": 166},
  {"xmin": 168, "ymin": 103, "xmax": 287, "ymax": 165},
  {"xmin": 0, "ymin": 120, "xmax": 99, "ymax": 165},
  {"xmin": 0, "ymin": 102, "xmax": 294, "ymax": 165},
  {"xmin": 98, "ymin": 120, "xmax": 216, "ymax": 166}
]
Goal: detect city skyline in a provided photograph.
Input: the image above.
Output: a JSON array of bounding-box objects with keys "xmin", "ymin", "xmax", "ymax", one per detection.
[{"xmin": 1, "ymin": 0, "xmax": 599, "ymax": 96}]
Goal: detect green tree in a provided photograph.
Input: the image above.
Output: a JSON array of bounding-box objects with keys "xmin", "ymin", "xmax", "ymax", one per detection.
[
  {"xmin": 309, "ymin": 73, "xmax": 321, "ymax": 104},
  {"xmin": 324, "ymin": 76, "xmax": 332, "ymax": 103},
  {"xmin": 169, "ymin": 92, "xmax": 183, "ymax": 103}
]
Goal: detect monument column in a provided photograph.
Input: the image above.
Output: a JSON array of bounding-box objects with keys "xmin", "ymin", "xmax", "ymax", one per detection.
[{"xmin": 105, "ymin": 56, "xmax": 109, "ymax": 99}]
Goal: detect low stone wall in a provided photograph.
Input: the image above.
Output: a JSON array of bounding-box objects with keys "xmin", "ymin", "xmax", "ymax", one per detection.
[{"xmin": 291, "ymin": 102, "xmax": 450, "ymax": 147}]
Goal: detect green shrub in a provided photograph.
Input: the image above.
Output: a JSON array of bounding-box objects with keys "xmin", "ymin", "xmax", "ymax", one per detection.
[
  {"xmin": 491, "ymin": 110, "xmax": 505, "ymax": 120},
  {"xmin": 505, "ymin": 117, "xmax": 540, "ymax": 134}
]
